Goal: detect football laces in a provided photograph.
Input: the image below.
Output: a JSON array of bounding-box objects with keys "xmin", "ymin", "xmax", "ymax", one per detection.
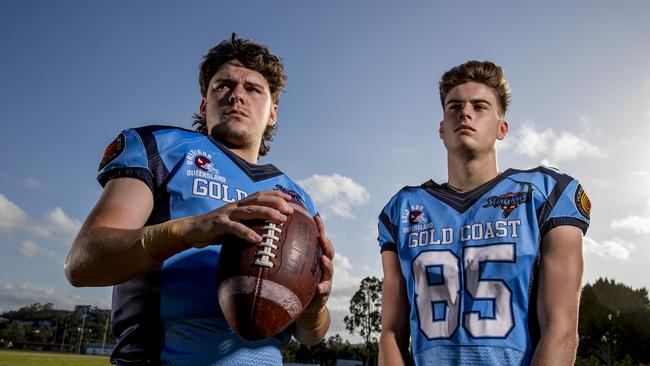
[{"xmin": 254, "ymin": 222, "xmax": 283, "ymax": 268}]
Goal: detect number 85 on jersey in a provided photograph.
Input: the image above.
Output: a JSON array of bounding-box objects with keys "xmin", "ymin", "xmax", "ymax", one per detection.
[{"xmin": 412, "ymin": 243, "xmax": 516, "ymax": 339}]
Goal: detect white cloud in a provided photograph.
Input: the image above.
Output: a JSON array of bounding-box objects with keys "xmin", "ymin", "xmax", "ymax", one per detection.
[
  {"xmin": 23, "ymin": 178, "xmax": 42, "ymax": 189},
  {"xmin": 0, "ymin": 194, "xmax": 81, "ymax": 241},
  {"xmin": 583, "ymin": 236, "xmax": 634, "ymax": 260},
  {"xmin": 324, "ymin": 252, "xmax": 365, "ymax": 341},
  {"xmin": 611, "ymin": 216, "xmax": 650, "ymax": 234},
  {"xmin": 17, "ymin": 241, "xmax": 43, "ymax": 258},
  {"xmin": 33, "ymin": 207, "xmax": 82, "ymax": 240},
  {"xmin": 500, "ymin": 122, "xmax": 606, "ymax": 165},
  {"xmin": 610, "ymin": 199, "xmax": 650, "ymax": 234},
  {"xmin": 328, "ymin": 253, "xmax": 362, "ymax": 312},
  {"xmin": 0, "ymin": 194, "xmax": 28, "ymax": 233},
  {"xmin": 298, "ymin": 174, "xmax": 370, "ymax": 218}
]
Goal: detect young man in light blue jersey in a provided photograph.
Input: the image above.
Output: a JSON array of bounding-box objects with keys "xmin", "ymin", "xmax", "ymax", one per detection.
[
  {"xmin": 378, "ymin": 61, "xmax": 590, "ymax": 365},
  {"xmin": 65, "ymin": 34, "xmax": 334, "ymax": 366}
]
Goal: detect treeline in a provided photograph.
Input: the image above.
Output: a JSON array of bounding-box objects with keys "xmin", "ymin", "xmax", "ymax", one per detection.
[
  {"xmin": 283, "ymin": 334, "xmax": 373, "ymax": 365},
  {"xmin": 286, "ymin": 277, "xmax": 650, "ymax": 366},
  {"xmin": 0, "ymin": 303, "xmax": 114, "ymax": 351},
  {"xmin": 0, "ymin": 277, "xmax": 648, "ymax": 365},
  {"xmin": 577, "ymin": 278, "xmax": 650, "ymax": 365}
]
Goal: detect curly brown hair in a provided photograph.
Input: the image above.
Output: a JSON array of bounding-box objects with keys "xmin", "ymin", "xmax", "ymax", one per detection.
[
  {"xmin": 439, "ymin": 60, "xmax": 511, "ymax": 117},
  {"xmin": 192, "ymin": 33, "xmax": 287, "ymax": 156}
]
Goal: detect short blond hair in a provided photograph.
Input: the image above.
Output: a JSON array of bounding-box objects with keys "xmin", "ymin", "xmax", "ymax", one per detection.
[{"xmin": 439, "ymin": 60, "xmax": 511, "ymax": 116}]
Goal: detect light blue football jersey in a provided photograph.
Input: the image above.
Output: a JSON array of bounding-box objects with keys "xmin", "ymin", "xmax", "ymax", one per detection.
[
  {"xmin": 378, "ymin": 168, "xmax": 590, "ymax": 365},
  {"xmin": 97, "ymin": 125, "xmax": 318, "ymax": 366}
]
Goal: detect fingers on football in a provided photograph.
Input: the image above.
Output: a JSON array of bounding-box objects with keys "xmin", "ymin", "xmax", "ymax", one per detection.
[
  {"xmin": 238, "ymin": 190, "xmax": 294, "ymax": 214},
  {"xmin": 222, "ymin": 220, "xmax": 262, "ymax": 243},
  {"xmin": 314, "ymin": 216, "xmax": 335, "ymax": 260},
  {"xmin": 230, "ymin": 205, "xmax": 288, "ymax": 223},
  {"xmin": 317, "ymin": 254, "xmax": 333, "ymax": 295}
]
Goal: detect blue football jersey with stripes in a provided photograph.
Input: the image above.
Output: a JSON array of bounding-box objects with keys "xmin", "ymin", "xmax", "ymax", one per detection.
[
  {"xmin": 97, "ymin": 125, "xmax": 318, "ymax": 366},
  {"xmin": 377, "ymin": 167, "xmax": 590, "ymax": 365}
]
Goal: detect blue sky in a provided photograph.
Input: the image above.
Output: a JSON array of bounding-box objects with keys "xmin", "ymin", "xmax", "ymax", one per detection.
[{"xmin": 1, "ymin": 0, "xmax": 650, "ymax": 340}]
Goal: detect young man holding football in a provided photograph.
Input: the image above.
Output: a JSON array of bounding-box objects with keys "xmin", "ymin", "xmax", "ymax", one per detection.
[
  {"xmin": 378, "ymin": 61, "xmax": 590, "ymax": 365},
  {"xmin": 65, "ymin": 34, "xmax": 334, "ymax": 365}
]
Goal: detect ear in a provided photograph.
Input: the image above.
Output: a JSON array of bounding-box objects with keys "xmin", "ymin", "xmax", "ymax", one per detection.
[
  {"xmin": 438, "ymin": 121, "xmax": 444, "ymax": 139},
  {"xmin": 267, "ymin": 103, "xmax": 278, "ymax": 127},
  {"xmin": 199, "ymin": 98, "xmax": 207, "ymax": 117},
  {"xmin": 497, "ymin": 120, "xmax": 509, "ymax": 140}
]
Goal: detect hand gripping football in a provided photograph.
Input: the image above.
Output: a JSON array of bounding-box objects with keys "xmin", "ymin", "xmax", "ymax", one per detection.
[{"xmin": 217, "ymin": 201, "xmax": 322, "ymax": 341}]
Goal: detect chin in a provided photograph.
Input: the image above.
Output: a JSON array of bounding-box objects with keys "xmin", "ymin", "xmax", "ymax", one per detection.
[{"xmin": 209, "ymin": 124, "xmax": 253, "ymax": 149}]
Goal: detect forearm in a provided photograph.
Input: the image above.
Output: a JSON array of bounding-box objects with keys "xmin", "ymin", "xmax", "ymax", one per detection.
[
  {"xmin": 531, "ymin": 325, "xmax": 578, "ymax": 365},
  {"xmin": 65, "ymin": 221, "xmax": 189, "ymax": 287},
  {"xmin": 293, "ymin": 306, "xmax": 330, "ymax": 346},
  {"xmin": 379, "ymin": 331, "xmax": 409, "ymax": 366}
]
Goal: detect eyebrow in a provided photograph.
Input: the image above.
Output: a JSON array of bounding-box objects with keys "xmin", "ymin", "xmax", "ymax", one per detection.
[
  {"xmin": 445, "ymin": 98, "xmax": 493, "ymax": 106},
  {"xmin": 213, "ymin": 78, "xmax": 266, "ymax": 89}
]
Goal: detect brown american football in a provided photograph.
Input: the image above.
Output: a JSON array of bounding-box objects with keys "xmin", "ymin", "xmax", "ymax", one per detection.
[{"xmin": 217, "ymin": 200, "xmax": 322, "ymax": 341}]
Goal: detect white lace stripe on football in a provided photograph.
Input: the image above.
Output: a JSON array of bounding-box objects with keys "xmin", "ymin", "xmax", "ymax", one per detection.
[{"xmin": 219, "ymin": 276, "xmax": 303, "ymax": 318}]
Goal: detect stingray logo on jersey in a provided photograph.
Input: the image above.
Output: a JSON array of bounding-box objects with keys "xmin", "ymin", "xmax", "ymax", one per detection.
[
  {"xmin": 273, "ymin": 185, "xmax": 306, "ymax": 207},
  {"xmin": 483, "ymin": 184, "xmax": 533, "ymax": 218}
]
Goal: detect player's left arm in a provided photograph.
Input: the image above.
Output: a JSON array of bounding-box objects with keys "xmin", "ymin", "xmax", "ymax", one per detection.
[
  {"xmin": 293, "ymin": 215, "xmax": 334, "ymax": 345},
  {"xmin": 531, "ymin": 225, "xmax": 584, "ymax": 365}
]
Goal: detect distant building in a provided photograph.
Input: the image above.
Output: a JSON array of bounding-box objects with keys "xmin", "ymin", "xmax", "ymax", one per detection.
[
  {"xmin": 336, "ymin": 360, "xmax": 363, "ymax": 366},
  {"xmin": 85, "ymin": 342, "xmax": 114, "ymax": 356}
]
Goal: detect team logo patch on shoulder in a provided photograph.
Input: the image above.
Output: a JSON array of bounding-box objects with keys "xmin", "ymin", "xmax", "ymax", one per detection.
[
  {"xmin": 483, "ymin": 183, "xmax": 533, "ymax": 218},
  {"xmin": 574, "ymin": 184, "xmax": 591, "ymax": 220},
  {"xmin": 99, "ymin": 133, "xmax": 125, "ymax": 171}
]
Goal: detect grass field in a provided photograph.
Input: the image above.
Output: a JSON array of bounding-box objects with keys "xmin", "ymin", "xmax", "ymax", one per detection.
[{"xmin": 0, "ymin": 350, "xmax": 110, "ymax": 366}]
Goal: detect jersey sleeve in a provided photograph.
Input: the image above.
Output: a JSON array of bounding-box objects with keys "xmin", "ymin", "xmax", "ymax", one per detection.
[
  {"xmin": 542, "ymin": 178, "xmax": 591, "ymax": 236},
  {"xmin": 378, "ymin": 194, "xmax": 401, "ymax": 253},
  {"xmin": 97, "ymin": 128, "xmax": 154, "ymax": 192}
]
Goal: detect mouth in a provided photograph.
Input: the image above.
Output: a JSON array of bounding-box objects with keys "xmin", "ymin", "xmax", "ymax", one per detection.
[
  {"xmin": 225, "ymin": 109, "xmax": 248, "ymax": 118},
  {"xmin": 454, "ymin": 125, "xmax": 476, "ymax": 133}
]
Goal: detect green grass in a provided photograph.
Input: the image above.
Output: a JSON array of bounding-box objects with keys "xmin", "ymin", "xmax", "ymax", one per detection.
[{"xmin": 0, "ymin": 350, "xmax": 110, "ymax": 366}]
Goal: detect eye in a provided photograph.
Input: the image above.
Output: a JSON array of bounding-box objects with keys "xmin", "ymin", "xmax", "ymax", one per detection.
[
  {"xmin": 474, "ymin": 104, "xmax": 488, "ymax": 111},
  {"xmin": 214, "ymin": 83, "xmax": 229, "ymax": 91},
  {"xmin": 246, "ymin": 85, "xmax": 262, "ymax": 93}
]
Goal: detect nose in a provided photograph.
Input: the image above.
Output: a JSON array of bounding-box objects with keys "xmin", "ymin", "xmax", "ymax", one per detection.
[
  {"xmin": 459, "ymin": 102, "xmax": 472, "ymax": 120},
  {"xmin": 228, "ymin": 84, "xmax": 245, "ymax": 104}
]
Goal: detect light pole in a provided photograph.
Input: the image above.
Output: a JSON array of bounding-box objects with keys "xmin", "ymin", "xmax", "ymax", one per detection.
[
  {"xmin": 101, "ymin": 313, "xmax": 109, "ymax": 355},
  {"xmin": 76, "ymin": 306, "xmax": 87, "ymax": 354}
]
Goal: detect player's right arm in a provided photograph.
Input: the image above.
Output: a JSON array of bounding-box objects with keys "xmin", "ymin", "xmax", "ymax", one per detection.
[
  {"xmin": 379, "ymin": 250, "xmax": 411, "ymax": 366},
  {"xmin": 64, "ymin": 178, "xmax": 293, "ymax": 287}
]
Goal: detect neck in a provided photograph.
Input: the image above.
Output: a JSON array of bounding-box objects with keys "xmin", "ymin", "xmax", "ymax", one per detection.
[
  {"xmin": 229, "ymin": 147, "xmax": 259, "ymax": 164},
  {"xmin": 446, "ymin": 150, "xmax": 499, "ymax": 192}
]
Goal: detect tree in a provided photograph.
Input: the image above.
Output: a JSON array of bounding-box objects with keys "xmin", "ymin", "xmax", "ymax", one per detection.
[
  {"xmin": 344, "ymin": 276, "xmax": 382, "ymax": 365},
  {"xmin": 577, "ymin": 278, "xmax": 650, "ymax": 365}
]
